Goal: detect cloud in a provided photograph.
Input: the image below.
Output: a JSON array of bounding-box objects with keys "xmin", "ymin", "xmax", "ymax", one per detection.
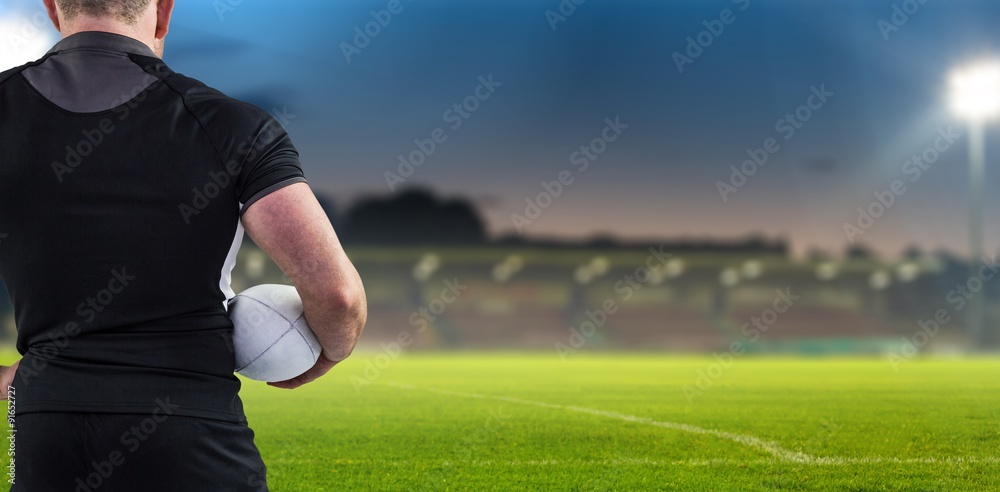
[{"xmin": 0, "ymin": 11, "xmax": 59, "ymax": 72}]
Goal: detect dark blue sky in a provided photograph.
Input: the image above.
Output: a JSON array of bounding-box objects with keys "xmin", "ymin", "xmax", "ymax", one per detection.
[{"xmin": 4, "ymin": 0, "xmax": 1000, "ymax": 256}]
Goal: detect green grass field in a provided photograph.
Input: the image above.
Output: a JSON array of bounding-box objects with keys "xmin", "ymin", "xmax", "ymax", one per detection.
[{"xmin": 3, "ymin": 353, "xmax": 1000, "ymax": 491}]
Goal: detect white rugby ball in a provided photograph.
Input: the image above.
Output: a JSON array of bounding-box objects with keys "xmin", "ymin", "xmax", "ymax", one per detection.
[{"xmin": 228, "ymin": 284, "xmax": 322, "ymax": 382}]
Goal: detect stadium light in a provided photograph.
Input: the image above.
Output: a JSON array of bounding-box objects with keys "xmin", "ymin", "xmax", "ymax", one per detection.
[
  {"xmin": 719, "ymin": 268, "xmax": 740, "ymax": 288},
  {"xmin": 741, "ymin": 260, "xmax": 763, "ymax": 280},
  {"xmin": 589, "ymin": 256, "xmax": 610, "ymax": 276},
  {"xmin": 895, "ymin": 262, "xmax": 920, "ymax": 283},
  {"xmin": 574, "ymin": 265, "xmax": 594, "ymax": 285},
  {"xmin": 949, "ymin": 62, "xmax": 1000, "ymax": 121},
  {"xmin": 665, "ymin": 258, "xmax": 685, "ymax": 279},
  {"xmin": 492, "ymin": 255, "xmax": 524, "ymax": 283},
  {"xmin": 244, "ymin": 250, "xmax": 266, "ymax": 279},
  {"xmin": 412, "ymin": 253, "xmax": 440, "ymax": 282},
  {"xmin": 816, "ymin": 261, "xmax": 839, "ymax": 282},
  {"xmin": 949, "ymin": 61, "xmax": 1000, "ymax": 346},
  {"xmin": 869, "ymin": 270, "xmax": 891, "ymax": 291}
]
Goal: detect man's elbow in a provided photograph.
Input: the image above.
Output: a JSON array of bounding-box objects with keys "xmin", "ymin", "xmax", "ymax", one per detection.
[{"xmin": 327, "ymin": 280, "xmax": 368, "ymax": 330}]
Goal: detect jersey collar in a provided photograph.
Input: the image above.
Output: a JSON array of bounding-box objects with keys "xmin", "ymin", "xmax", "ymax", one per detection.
[{"xmin": 48, "ymin": 31, "xmax": 158, "ymax": 58}]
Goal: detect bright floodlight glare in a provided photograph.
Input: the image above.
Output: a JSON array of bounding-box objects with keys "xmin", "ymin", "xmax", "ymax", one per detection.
[{"xmin": 950, "ymin": 62, "xmax": 1000, "ymax": 120}]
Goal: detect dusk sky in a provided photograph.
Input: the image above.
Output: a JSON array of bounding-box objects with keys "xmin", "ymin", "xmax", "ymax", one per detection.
[{"xmin": 3, "ymin": 0, "xmax": 1000, "ymax": 257}]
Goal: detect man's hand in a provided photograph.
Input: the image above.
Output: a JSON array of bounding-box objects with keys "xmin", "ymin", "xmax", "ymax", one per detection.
[
  {"xmin": 267, "ymin": 353, "xmax": 340, "ymax": 390},
  {"xmin": 0, "ymin": 360, "xmax": 19, "ymax": 400}
]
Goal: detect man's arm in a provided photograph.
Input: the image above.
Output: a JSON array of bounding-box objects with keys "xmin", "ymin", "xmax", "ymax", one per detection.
[{"xmin": 241, "ymin": 182, "xmax": 367, "ymax": 389}]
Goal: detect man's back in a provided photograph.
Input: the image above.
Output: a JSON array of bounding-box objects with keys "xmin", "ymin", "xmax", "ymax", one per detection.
[
  {"xmin": 0, "ymin": 31, "xmax": 305, "ymax": 422},
  {"xmin": 0, "ymin": 4, "xmax": 364, "ymax": 491}
]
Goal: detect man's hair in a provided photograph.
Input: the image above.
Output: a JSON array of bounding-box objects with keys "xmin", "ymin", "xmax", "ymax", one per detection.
[{"xmin": 56, "ymin": 0, "xmax": 153, "ymax": 25}]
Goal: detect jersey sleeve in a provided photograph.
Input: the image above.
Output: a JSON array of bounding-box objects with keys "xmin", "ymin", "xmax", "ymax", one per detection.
[
  {"xmin": 236, "ymin": 118, "xmax": 307, "ymax": 214},
  {"xmin": 151, "ymin": 67, "xmax": 309, "ymax": 215}
]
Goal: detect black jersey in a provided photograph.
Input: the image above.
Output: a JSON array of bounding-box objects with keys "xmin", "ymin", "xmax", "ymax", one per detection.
[{"xmin": 0, "ymin": 32, "xmax": 306, "ymax": 421}]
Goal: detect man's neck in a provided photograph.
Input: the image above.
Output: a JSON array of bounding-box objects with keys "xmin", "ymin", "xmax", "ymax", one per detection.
[{"xmin": 60, "ymin": 19, "xmax": 155, "ymax": 54}]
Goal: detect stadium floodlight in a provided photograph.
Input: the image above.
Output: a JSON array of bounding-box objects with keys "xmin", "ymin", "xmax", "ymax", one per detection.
[
  {"xmin": 816, "ymin": 262, "xmax": 839, "ymax": 282},
  {"xmin": 949, "ymin": 62, "xmax": 1000, "ymax": 121},
  {"xmin": 492, "ymin": 255, "xmax": 524, "ymax": 283},
  {"xmin": 741, "ymin": 260, "xmax": 763, "ymax": 280},
  {"xmin": 665, "ymin": 258, "xmax": 685, "ymax": 279},
  {"xmin": 719, "ymin": 268, "xmax": 740, "ymax": 288},
  {"xmin": 412, "ymin": 253, "xmax": 441, "ymax": 282},
  {"xmin": 492, "ymin": 264, "xmax": 512, "ymax": 283},
  {"xmin": 895, "ymin": 262, "xmax": 920, "ymax": 283},
  {"xmin": 574, "ymin": 265, "xmax": 594, "ymax": 285},
  {"xmin": 244, "ymin": 250, "xmax": 266, "ymax": 279},
  {"xmin": 949, "ymin": 61, "xmax": 1000, "ymax": 345},
  {"xmin": 869, "ymin": 270, "xmax": 891, "ymax": 291},
  {"xmin": 648, "ymin": 267, "xmax": 665, "ymax": 286},
  {"xmin": 506, "ymin": 255, "xmax": 524, "ymax": 273},
  {"xmin": 589, "ymin": 256, "xmax": 610, "ymax": 276}
]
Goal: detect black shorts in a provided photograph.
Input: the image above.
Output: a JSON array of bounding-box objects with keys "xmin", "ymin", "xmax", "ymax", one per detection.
[{"xmin": 10, "ymin": 412, "xmax": 268, "ymax": 492}]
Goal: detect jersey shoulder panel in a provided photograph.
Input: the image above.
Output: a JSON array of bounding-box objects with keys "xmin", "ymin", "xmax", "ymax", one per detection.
[
  {"xmin": 0, "ymin": 51, "xmax": 59, "ymax": 88},
  {"xmin": 133, "ymin": 55, "xmax": 275, "ymax": 137},
  {"xmin": 128, "ymin": 55, "xmax": 304, "ymax": 206},
  {"xmin": 130, "ymin": 54, "xmax": 283, "ymax": 166}
]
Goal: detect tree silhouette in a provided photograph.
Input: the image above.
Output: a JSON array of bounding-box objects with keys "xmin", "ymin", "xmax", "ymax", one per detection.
[{"xmin": 340, "ymin": 189, "xmax": 486, "ymax": 245}]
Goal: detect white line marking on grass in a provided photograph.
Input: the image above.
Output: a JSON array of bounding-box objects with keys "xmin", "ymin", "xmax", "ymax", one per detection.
[
  {"xmin": 278, "ymin": 457, "xmax": 1000, "ymax": 467},
  {"xmin": 388, "ymin": 383, "xmax": 1000, "ymax": 467},
  {"xmin": 452, "ymin": 457, "xmax": 1000, "ymax": 466},
  {"xmin": 387, "ymin": 382, "xmax": 816, "ymax": 463}
]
